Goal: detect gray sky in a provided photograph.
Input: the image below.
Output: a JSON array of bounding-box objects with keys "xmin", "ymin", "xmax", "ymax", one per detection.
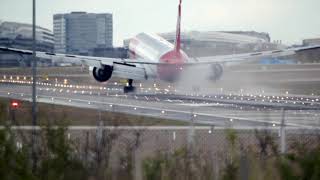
[{"xmin": 1, "ymin": 0, "xmax": 319, "ymax": 46}]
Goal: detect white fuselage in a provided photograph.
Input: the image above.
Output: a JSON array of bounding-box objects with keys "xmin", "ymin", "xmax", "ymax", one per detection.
[
  {"xmin": 129, "ymin": 33, "xmax": 174, "ymax": 61},
  {"xmin": 128, "ymin": 33, "xmax": 172, "ymax": 79},
  {"xmin": 128, "ymin": 33, "xmax": 188, "ymax": 80}
]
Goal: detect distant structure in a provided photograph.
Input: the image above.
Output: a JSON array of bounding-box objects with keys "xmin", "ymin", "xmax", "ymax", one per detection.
[
  {"xmin": 54, "ymin": 12, "xmax": 113, "ymax": 55},
  {"xmin": 0, "ymin": 21, "xmax": 54, "ymax": 51},
  {"xmin": 0, "ymin": 21, "xmax": 54, "ymax": 67},
  {"xmin": 221, "ymin": 31, "xmax": 271, "ymax": 43},
  {"xmin": 92, "ymin": 47, "xmax": 128, "ymax": 59},
  {"xmin": 303, "ymin": 38, "xmax": 320, "ymax": 46},
  {"xmin": 124, "ymin": 31, "xmax": 280, "ymax": 57},
  {"xmin": 298, "ymin": 37, "xmax": 320, "ymax": 63}
]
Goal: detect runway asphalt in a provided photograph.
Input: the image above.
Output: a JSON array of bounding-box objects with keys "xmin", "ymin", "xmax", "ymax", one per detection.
[
  {"xmin": 0, "ymin": 81, "xmax": 319, "ymax": 128},
  {"xmin": 1, "ymin": 63, "xmax": 320, "ymax": 128}
]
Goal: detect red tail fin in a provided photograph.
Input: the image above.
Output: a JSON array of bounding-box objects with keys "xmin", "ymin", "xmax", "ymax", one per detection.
[{"xmin": 174, "ymin": 0, "xmax": 182, "ymax": 52}]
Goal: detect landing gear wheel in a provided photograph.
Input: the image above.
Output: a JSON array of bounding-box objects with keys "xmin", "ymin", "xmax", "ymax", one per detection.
[
  {"xmin": 123, "ymin": 79, "xmax": 136, "ymax": 93},
  {"xmin": 124, "ymin": 86, "xmax": 136, "ymax": 93}
]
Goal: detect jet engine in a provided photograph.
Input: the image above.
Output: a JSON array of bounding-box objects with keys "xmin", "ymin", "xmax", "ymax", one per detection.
[
  {"xmin": 92, "ymin": 65, "xmax": 113, "ymax": 82},
  {"xmin": 209, "ymin": 64, "xmax": 223, "ymax": 81}
]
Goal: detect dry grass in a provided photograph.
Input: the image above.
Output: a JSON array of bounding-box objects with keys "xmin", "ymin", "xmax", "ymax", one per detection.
[{"xmin": 0, "ymin": 97, "xmax": 187, "ymax": 126}]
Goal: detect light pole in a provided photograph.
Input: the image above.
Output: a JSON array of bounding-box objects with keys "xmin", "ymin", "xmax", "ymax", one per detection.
[
  {"xmin": 188, "ymin": 108, "xmax": 195, "ymax": 150},
  {"xmin": 31, "ymin": 0, "xmax": 37, "ymax": 172},
  {"xmin": 280, "ymin": 108, "xmax": 286, "ymax": 154}
]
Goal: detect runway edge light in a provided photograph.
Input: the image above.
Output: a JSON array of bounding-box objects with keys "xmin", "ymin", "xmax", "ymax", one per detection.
[{"xmin": 11, "ymin": 100, "xmax": 20, "ymax": 108}]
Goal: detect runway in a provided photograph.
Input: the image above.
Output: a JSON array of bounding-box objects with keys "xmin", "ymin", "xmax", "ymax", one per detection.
[
  {"xmin": 1, "ymin": 64, "xmax": 320, "ymax": 128},
  {"xmin": 0, "ymin": 80, "xmax": 319, "ymax": 128}
]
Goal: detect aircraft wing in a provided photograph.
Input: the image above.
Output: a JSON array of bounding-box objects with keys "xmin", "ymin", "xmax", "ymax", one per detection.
[
  {"xmin": 123, "ymin": 45, "xmax": 320, "ymax": 65},
  {"xmin": 0, "ymin": 47, "xmax": 131, "ymax": 68},
  {"xmin": 1, "ymin": 45, "xmax": 320, "ymax": 67},
  {"xmin": 0, "ymin": 46, "xmax": 159, "ymax": 80},
  {"xmin": 191, "ymin": 45, "xmax": 320, "ymax": 64},
  {"xmin": 0, "ymin": 46, "xmax": 173, "ymax": 66}
]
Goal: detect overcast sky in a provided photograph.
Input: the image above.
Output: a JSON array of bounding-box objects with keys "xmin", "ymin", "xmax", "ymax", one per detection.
[{"xmin": 1, "ymin": 0, "xmax": 319, "ymax": 46}]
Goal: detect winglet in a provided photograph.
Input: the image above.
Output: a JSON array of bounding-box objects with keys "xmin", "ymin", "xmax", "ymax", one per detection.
[{"xmin": 174, "ymin": 0, "xmax": 182, "ymax": 52}]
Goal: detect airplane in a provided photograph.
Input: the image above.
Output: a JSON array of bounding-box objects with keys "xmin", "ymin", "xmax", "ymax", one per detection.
[{"xmin": 1, "ymin": 0, "xmax": 320, "ymax": 93}]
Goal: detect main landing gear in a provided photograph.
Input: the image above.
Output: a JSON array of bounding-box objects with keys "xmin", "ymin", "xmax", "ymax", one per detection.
[{"xmin": 123, "ymin": 79, "xmax": 136, "ymax": 93}]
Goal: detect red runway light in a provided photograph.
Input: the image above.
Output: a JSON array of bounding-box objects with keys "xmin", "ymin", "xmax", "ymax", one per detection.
[{"xmin": 11, "ymin": 101, "xmax": 19, "ymax": 108}]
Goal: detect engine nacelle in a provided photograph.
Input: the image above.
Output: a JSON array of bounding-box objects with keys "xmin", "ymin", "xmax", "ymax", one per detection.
[
  {"xmin": 209, "ymin": 64, "xmax": 223, "ymax": 81},
  {"xmin": 92, "ymin": 65, "xmax": 113, "ymax": 82}
]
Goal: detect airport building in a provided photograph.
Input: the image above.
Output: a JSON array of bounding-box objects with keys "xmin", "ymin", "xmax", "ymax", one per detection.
[
  {"xmin": 0, "ymin": 21, "xmax": 54, "ymax": 67},
  {"xmin": 53, "ymin": 12, "xmax": 113, "ymax": 55},
  {"xmin": 303, "ymin": 38, "xmax": 320, "ymax": 46},
  {"xmin": 92, "ymin": 47, "xmax": 129, "ymax": 59},
  {"xmin": 298, "ymin": 37, "xmax": 320, "ymax": 63},
  {"xmin": 159, "ymin": 31, "xmax": 280, "ymax": 57},
  {"xmin": 124, "ymin": 31, "xmax": 281, "ymax": 58},
  {"xmin": 221, "ymin": 31, "xmax": 271, "ymax": 42}
]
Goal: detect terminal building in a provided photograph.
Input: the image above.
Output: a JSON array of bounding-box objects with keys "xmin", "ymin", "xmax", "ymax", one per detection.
[
  {"xmin": 53, "ymin": 12, "xmax": 113, "ymax": 55},
  {"xmin": 124, "ymin": 31, "xmax": 281, "ymax": 58},
  {"xmin": 0, "ymin": 21, "xmax": 54, "ymax": 67},
  {"xmin": 158, "ymin": 31, "xmax": 280, "ymax": 57},
  {"xmin": 303, "ymin": 38, "xmax": 320, "ymax": 46},
  {"xmin": 221, "ymin": 31, "xmax": 271, "ymax": 42},
  {"xmin": 298, "ymin": 37, "xmax": 320, "ymax": 63}
]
